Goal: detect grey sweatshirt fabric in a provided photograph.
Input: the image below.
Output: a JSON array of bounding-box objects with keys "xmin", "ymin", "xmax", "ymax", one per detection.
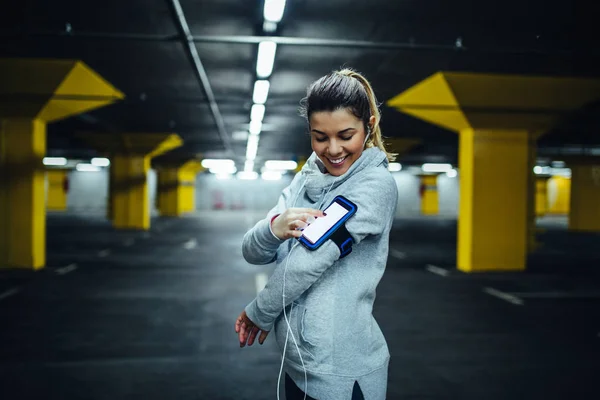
[{"xmin": 243, "ymin": 147, "xmax": 398, "ymax": 400}]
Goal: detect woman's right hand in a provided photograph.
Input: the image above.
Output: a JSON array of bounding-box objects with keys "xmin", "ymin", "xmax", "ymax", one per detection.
[{"xmin": 271, "ymin": 208, "xmax": 325, "ymax": 240}]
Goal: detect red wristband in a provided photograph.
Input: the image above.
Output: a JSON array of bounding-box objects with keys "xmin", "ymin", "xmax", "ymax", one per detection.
[{"xmin": 270, "ymin": 214, "xmax": 280, "ymax": 226}]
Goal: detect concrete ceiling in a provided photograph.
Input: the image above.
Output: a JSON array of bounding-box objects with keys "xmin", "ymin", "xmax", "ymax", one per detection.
[{"xmin": 1, "ymin": 0, "xmax": 599, "ymax": 168}]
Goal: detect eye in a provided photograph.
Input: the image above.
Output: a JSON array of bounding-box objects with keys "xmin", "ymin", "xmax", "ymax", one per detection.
[
  {"xmin": 315, "ymin": 137, "xmax": 327, "ymax": 143},
  {"xmin": 340, "ymin": 136, "xmax": 353, "ymax": 141}
]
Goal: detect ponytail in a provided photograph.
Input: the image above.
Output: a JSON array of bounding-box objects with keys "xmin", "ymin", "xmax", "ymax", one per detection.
[{"xmin": 337, "ymin": 69, "xmax": 397, "ymax": 161}]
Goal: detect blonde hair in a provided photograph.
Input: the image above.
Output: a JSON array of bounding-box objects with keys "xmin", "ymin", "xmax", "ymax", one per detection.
[{"xmin": 300, "ymin": 68, "xmax": 396, "ymax": 162}]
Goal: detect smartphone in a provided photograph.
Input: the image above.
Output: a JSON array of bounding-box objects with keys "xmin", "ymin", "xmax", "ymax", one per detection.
[{"xmin": 297, "ymin": 196, "xmax": 357, "ymax": 250}]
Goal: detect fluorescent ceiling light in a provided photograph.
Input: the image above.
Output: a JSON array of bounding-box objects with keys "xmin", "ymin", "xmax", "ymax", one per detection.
[
  {"xmin": 422, "ymin": 163, "xmax": 453, "ymax": 173},
  {"xmin": 534, "ymin": 166, "xmax": 551, "ymax": 175},
  {"xmin": 264, "ymin": 0, "xmax": 286, "ymax": 23},
  {"xmin": 237, "ymin": 171, "xmax": 259, "ymax": 180},
  {"xmin": 264, "ymin": 160, "xmax": 297, "ymax": 170},
  {"xmin": 551, "ymin": 167, "xmax": 571, "ymax": 177},
  {"xmin": 251, "ymin": 104, "xmax": 266, "ymax": 122},
  {"xmin": 91, "ymin": 157, "xmax": 110, "ymax": 167},
  {"xmin": 256, "ymin": 41, "xmax": 277, "ymax": 78},
  {"xmin": 262, "ymin": 170, "xmax": 282, "ymax": 181},
  {"xmin": 533, "ymin": 166, "xmax": 543, "ymax": 174},
  {"xmin": 263, "ymin": 21, "xmax": 277, "ymax": 32},
  {"xmin": 209, "ymin": 165, "xmax": 237, "ymax": 175},
  {"xmin": 249, "ymin": 120, "xmax": 262, "ymax": 135},
  {"xmin": 388, "ymin": 163, "xmax": 402, "ymax": 172},
  {"xmin": 446, "ymin": 169, "xmax": 458, "ymax": 178},
  {"xmin": 246, "ymin": 135, "xmax": 260, "ymax": 161},
  {"xmin": 253, "ymin": 80, "xmax": 270, "ymax": 104},
  {"xmin": 76, "ymin": 163, "xmax": 101, "ymax": 172},
  {"xmin": 244, "ymin": 160, "xmax": 255, "ymax": 172},
  {"xmin": 201, "ymin": 159, "xmax": 235, "ymax": 169},
  {"xmin": 43, "ymin": 157, "xmax": 67, "ymax": 166}
]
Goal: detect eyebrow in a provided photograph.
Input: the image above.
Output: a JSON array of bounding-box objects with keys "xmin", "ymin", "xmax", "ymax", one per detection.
[{"xmin": 311, "ymin": 128, "xmax": 356, "ymax": 135}]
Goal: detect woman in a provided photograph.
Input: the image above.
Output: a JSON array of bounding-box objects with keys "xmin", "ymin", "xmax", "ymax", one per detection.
[{"xmin": 235, "ymin": 68, "xmax": 398, "ymax": 400}]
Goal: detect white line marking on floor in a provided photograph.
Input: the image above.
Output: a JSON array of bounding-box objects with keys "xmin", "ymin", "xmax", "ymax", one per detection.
[
  {"xmin": 56, "ymin": 263, "xmax": 78, "ymax": 275},
  {"xmin": 255, "ymin": 273, "xmax": 268, "ymax": 294},
  {"xmin": 483, "ymin": 287, "xmax": 524, "ymax": 305},
  {"xmin": 0, "ymin": 287, "xmax": 20, "ymax": 301},
  {"xmin": 123, "ymin": 239, "xmax": 135, "ymax": 247},
  {"xmin": 183, "ymin": 238, "xmax": 197, "ymax": 250},
  {"xmin": 425, "ymin": 264, "xmax": 449, "ymax": 277},
  {"xmin": 389, "ymin": 249, "xmax": 406, "ymax": 259},
  {"xmin": 98, "ymin": 249, "xmax": 111, "ymax": 257}
]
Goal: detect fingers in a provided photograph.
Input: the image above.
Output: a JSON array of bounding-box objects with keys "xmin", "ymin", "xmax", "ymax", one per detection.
[
  {"xmin": 247, "ymin": 326, "xmax": 260, "ymax": 346},
  {"xmin": 258, "ymin": 330, "xmax": 269, "ymax": 345}
]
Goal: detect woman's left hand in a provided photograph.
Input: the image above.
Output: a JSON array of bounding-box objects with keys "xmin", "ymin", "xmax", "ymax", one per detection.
[{"xmin": 235, "ymin": 310, "xmax": 270, "ymax": 347}]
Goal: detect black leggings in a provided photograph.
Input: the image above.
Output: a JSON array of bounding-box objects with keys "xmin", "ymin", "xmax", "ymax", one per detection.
[{"xmin": 285, "ymin": 373, "xmax": 364, "ymax": 400}]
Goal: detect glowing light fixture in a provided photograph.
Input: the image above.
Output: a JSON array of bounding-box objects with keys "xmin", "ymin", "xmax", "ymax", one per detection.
[
  {"xmin": 264, "ymin": 160, "xmax": 297, "ymax": 170},
  {"xmin": 237, "ymin": 171, "xmax": 259, "ymax": 180},
  {"xmin": 76, "ymin": 163, "xmax": 101, "ymax": 172},
  {"xmin": 43, "ymin": 157, "xmax": 67, "ymax": 166},
  {"xmin": 388, "ymin": 163, "xmax": 402, "ymax": 172},
  {"xmin": 91, "ymin": 157, "xmax": 110, "ymax": 167},
  {"xmin": 249, "ymin": 120, "xmax": 262, "ymax": 136},
  {"xmin": 256, "ymin": 41, "xmax": 277, "ymax": 78},
  {"xmin": 264, "ymin": 0, "xmax": 286, "ymax": 23},
  {"xmin": 446, "ymin": 169, "xmax": 458, "ymax": 178},
  {"xmin": 244, "ymin": 160, "xmax": 255, "ymax": 172},
  {"xmin": 253, "ymin": 80, "xmax": 270, "ymax": 104},
  {"xmin": 246, "ymin": 135, "xmax": 259, "ymax": 161},
  {"xmin": 251, "ymin": 104, "xmax": 266, "ymax": 122},
  {"xmin": 422, "ymin": 163, "xmax": 453, "ymax": 173},
  {"xmin": 201, "ymin": 159, "xmax": 235, "ymax": 169}
]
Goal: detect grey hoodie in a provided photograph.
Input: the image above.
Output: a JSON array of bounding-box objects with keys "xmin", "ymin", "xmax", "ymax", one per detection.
[{"xmin": 243, "ymin": 147, "xmax": 398, "ymax": 400}]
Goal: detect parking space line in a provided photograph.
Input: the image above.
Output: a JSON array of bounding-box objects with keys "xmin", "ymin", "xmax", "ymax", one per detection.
[
  {"xmin": 425, "ymin": 264, "xmax": 449, "ymax": 277},
  {"xmin": 255, "ymin": 273, "xmax": 268, "ymax": 294},
  {"xmin": 0, "ymin": 287, "xmax": 20, "ymax": 301},
  {"xmin": 183, "ymin": 238, "xmax": 197, "ymax": 249},
  {"xmin": 483, "ymin": 287, "xmax": 524, "ymax": 305},
  {"xmin": 56, "ymin": 263, "xmax": 78, "ymax": 275},
  {"xmin": 389, "ymin": 249, "xmax": 406, "ymax": 260},
  {"xmin": 98, "ymin": 249, "xmax": 111, "ymax": 257}
]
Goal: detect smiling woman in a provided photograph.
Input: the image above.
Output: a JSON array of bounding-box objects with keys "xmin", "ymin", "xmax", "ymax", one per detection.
[{"xmin": 236, "ymin": 68, "xmax": 398, "ymax": 400}]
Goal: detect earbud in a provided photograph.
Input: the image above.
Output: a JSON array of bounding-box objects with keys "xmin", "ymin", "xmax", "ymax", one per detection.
[{"xmin": 363, "ymin": 126, "xmax": 372, "ymax": 146}]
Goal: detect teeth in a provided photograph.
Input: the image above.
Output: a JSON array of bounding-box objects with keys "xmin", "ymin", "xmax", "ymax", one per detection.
[{"xmin": 329, "ymin": 157, "xmax": 346, "ymax": 165}]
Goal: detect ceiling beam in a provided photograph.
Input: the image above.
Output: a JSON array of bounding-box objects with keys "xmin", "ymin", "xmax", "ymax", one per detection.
[{"xmin": 165, "ymin": 0, "xmax": 234, "ymax": 158}]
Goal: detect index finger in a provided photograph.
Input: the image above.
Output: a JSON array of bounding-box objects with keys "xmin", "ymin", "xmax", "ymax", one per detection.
[{"xmin": 295, "ymin": 208, "xmax": 325, "ymax": 217}]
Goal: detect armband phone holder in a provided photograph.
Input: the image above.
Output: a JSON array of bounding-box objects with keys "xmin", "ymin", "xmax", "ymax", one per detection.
[{"xmin": 297, "ymin": 195, "xmax": 357, "ymax": 258}]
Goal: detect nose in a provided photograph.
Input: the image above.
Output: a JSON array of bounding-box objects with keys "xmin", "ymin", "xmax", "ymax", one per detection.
[{"xmin": 328, "ymin": 140, "xmax": 342, "ymax": 157}]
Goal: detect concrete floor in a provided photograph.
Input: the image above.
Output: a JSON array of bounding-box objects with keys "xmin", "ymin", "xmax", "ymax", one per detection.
[{"xmin": 0, "ymin": 211, "xmax": 599, "ymax": 399}]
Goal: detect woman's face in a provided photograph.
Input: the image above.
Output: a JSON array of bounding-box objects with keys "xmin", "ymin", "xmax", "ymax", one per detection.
[{"xmin": 310, "ymin": 108, "xmax": 373, "ymax": 176}]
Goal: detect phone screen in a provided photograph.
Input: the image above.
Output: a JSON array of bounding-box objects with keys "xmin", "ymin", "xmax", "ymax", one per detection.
[{"xmin": 301, "ymin": 202, "xmax": 349, "ymax": 244}]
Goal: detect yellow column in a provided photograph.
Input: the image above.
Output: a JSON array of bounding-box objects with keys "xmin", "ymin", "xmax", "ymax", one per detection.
[
  {"xmin": 46, "ymin": 169, "xmax": 68, "ymax": 211},
  {"xmin": 535, "ymin": 177, "xmax": 549, "ymax": 216},
  {"xmin": 569, "ymin": 165, "xmax": 600, "ymax": 231},
  {"xmin": 156, "ymin": 162, "xmax": 199, "ymax": 216},
  {"xmin": 111, "ymin": 155, "xmax": 151, "ymax": 230},
  {"xmin": 458, "ymin": 129, "xmax": 529, "ymax": 272},
  {"xmin": 419, "ymin": 175, "xmax": 439, "ymax": 215},
  {"xmin": 547, "ymin": 176, "xmax": 571, "ymax": 214},
  {"xmin": 0, "ymin": 119, "xmax": 46, "ymax": 269}
]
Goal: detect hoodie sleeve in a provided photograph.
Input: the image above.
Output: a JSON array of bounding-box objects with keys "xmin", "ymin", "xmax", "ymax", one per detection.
[
  {"xmin": 245, "ymin": 168, "xmax": 397, "ymax": 330},
  {"xmin": 241, "ymin": 174, "xmax": 302, "ymax": 265}
]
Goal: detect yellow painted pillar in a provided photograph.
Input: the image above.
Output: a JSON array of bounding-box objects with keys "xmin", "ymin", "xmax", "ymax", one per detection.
[
  {"xmin": 156, "ymin": 160, "xmax": 201, "ymax": 216},
  {"xmin": 547, "ymin": 176, "xmax": 571, "ymax": 214},
  {"xmin": 535, "ymin": 177, "xmax": 550, "ymax": 216},
  {"xmin": 419, "ymin": 175, "xmax": 439, "ymax": 215},
  {"xmin": 0, "ymin": 58, "xmax": 124, "ymax": 270},
  {"xmin": 0, "ymin": 119, "xmax": 47, "ymax": 269},
  {"xmin": 569, "ymin": 165, "xmax": 600, "ymax": 231},
  {"xmin": 458, "ymin": 129, "xmax": 529, "ymax": 272},
  {"xmin": 111, "ymin": 155, "xmax": 151, "ymax": 230},
  {"xmin": 46, "ymin": 169, "xmax": 69, "ymax": 211}
]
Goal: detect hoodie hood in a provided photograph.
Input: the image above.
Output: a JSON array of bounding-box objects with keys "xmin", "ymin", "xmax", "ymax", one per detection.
[{"xmin": 300, "ymin": 147, "xmax": 388, "ymax": 202}]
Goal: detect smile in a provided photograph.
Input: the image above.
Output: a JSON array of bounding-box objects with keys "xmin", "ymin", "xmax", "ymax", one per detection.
[{"xmin": 328, "ymin": 156, "xmax": 348, "ymax": 165}]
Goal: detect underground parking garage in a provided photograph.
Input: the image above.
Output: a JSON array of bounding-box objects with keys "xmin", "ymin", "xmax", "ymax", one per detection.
[{"xmin": 1, "ymin": 1, "xmax": 600, "ymax": 399}]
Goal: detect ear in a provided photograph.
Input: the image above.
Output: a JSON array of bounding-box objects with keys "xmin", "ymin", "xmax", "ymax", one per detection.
[{"xmin": 368, "ymin": 115, "xmax": 376, "ymax": 130}]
